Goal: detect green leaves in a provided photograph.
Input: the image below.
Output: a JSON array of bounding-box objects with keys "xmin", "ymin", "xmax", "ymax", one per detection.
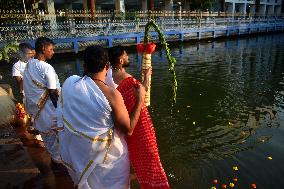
[
  {"xmin": 0, "ymin": 41, "xmax": 19, "ymax": 63},
  {"xmin": 143, "ymin": 19, "xmax": 178, "ymax": 105}
]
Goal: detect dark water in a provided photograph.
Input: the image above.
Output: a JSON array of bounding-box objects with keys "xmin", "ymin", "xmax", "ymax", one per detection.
[{"xmin": 1, "ymin": 33, "xmax": 284, "ymax": 189}]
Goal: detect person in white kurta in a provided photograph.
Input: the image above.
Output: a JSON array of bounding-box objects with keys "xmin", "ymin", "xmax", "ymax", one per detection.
[
  {"xmin": 58, "ymin": 46, "xmax": 145, "ymax": 189},
  {"xmin": 12, "ymin": 43, "xmax": 34, "ymax": 95},
  {"xmin": 23, "ymin": 37, "xmax": 61, "ymax": 162}
]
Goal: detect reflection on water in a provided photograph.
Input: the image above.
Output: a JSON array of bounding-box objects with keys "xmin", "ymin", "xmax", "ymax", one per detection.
[{"xmin": 1, "ymin": 34, "xmax": 284, "ymax": 188}]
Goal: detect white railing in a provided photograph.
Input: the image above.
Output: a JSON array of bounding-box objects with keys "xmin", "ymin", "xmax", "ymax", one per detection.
[{"xmin": 0, "ymin": 17, "xmax": 283, "ymax": 42}]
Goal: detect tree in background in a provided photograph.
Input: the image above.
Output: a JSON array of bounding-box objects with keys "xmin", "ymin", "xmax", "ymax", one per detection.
[
  {"xmin": 0, "ymin": 0, "xmax": 21, "ymax": 9},
  {"xmin": 255, "ymin": 0, "xmax": 260, "ymax": 14},
  {"xmin": 190, "ymin": 0, "xmax": 215, "ymax": 11},
  {"xmin": 220, "ymin": 0, "xmax": 225, "ymax": 12}
]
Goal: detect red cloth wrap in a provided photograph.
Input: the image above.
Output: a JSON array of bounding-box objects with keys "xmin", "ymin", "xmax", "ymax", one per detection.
[{"xmin": 117, "ymin": 77, "xmax": 170, "ymax": 189}]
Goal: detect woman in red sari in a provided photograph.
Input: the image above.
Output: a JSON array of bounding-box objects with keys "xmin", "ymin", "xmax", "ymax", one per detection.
[{"xmin": 109, "ymin": 46, "xmax": 170, "ymax": 189}]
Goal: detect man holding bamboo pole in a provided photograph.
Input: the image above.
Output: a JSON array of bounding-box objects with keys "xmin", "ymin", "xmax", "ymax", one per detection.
[{"xmin": 109, "ymin": 46, "xmax": 170, "ymax": 189}]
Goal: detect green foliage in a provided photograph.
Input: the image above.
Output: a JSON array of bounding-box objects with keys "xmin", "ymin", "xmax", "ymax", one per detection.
[
  {"xmin": 124, "ymin": 11, "xmax": 137, "ymax": 20},
  {"xmin": 144, "ymin": 20, "xmax": 177, "ymax": 105},
  {"xmin": 0, "ymin": 0, "xmax": 22, "ymax": 10},
  {"xmin": 190, "ymin": 0, "xmax": 215, "ymax": 11},
  {"xmin": 0, "ymin": 42, "xmax": 19, "ymax": 63}
]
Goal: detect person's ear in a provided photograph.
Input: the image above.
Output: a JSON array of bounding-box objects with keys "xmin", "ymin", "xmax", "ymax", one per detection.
[
  {"xmin": 119, "ymin": 58, "xmax": 123, "ymax": 65},
  {"xmin": 42, "ymin": 46, "xmax": 46, "ymax": 53},
  {"xmin": 105, "ymin": 62, "xmax": 110, "ymax": 71}
]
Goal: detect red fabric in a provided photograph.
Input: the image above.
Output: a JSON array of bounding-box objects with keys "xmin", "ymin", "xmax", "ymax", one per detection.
[{"xmin": 117, "ymin": 77, "xmax": 170, "ymax": 189}]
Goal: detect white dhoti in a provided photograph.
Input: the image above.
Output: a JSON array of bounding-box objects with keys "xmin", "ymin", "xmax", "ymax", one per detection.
[
  {"xmin": 58, "ymin": 75, "xmax": 129, "ymax": 189},
  {"xmin": 23, "ymin": 58, "xmax": 61, "ymax": 162}
]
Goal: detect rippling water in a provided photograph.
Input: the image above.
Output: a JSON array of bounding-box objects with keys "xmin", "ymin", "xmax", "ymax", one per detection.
[{"xmin": 1, "ymin": 33, "xmax": 284, "ymax": 189}]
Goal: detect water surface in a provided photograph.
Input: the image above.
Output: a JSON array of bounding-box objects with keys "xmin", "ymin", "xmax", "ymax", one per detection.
[{"xmin": 1, "ymin": 33, "xmax": 284, "ymax": 189}]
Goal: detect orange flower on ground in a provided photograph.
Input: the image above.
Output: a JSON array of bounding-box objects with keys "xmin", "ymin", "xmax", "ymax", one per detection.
[{"xmin": 16, "ymin": 103, "xmax": 26, "ymax": 119}]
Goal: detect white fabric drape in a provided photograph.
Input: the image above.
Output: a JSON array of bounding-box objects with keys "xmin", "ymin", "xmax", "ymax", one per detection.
[{"xmin": 59, "ymin": 75, "xmax": 129, "ymax": 189}]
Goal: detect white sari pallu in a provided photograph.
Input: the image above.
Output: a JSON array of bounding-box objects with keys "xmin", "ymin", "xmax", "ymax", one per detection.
[{"xmin": 59, "ymin": 75, "xmax": 129, "ymax": 189}]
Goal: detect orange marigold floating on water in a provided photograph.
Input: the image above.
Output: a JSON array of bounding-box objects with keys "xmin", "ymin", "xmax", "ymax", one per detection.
[
  {"xmin": 251, "ymin": 183, "xmax": 257, "ymax": 188},
  {"xmin": 222, "ymin": 184, "xmax": 227, "ymax": 188},
  {"xmin": 229, "ymin": 182, "xmax": 235, "ymax": 188},
  {"xmin": 213, "ymin": 179, "xmax": 218, "ymax": 184},
  {"xmin": 233, "ymin": 178, "xmax": 238, "ymax": 182}
]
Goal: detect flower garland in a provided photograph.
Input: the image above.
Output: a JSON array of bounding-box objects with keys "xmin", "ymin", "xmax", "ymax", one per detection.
[{"xmin": 138, "ymin": 19, "xmax": 177, "ymax": 104}]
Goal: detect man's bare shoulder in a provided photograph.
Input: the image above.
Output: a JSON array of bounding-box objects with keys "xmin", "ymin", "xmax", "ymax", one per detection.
[
  {"xmin": 103, "ymin": 87, "xmax": 124, "ymax": 107},
  {"xmin": 123, "ymin": 72, "xmax": 132, "ymax": 78},
  {"xmin": 102, "ymin": 85, "xmax": 121, "ymax": 99}
]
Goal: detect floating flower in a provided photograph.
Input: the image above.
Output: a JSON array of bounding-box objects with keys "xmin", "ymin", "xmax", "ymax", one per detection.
[
  {"xmin": 193, "ymin": 121, "xmax": 196, "ymax": 125},
  {"xmin": 232, "ymin": 166, "xmax": 238, "ymax": 171},
  {"xmin": 267, "ymin": 156, "xmax": 272, "ymax": 160},
  {"xmin": 211, "ymin": 187, "xmax": 217, "ymax": 189},
  {"xmin": 221, "ymin": 184, "xmax": 227, "ymax": 188},
  {"xmin": 213, "ymin": 179, "xmax": 218, "ymax": 184},
  {"xmin": 251, "ymin": 183, "xmax": 257, "ymax": 188},
  {"xmin": 233, "ymin": 178, "xmax": 238, "ymax": 182},
  {"xmin": 229, "ymin": 182, "xmax": 234, "ymax": 188}
]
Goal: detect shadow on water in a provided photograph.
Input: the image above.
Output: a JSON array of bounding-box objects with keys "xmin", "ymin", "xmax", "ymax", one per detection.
[{"xmin": 1, "ymin": 33, "xmax": 284, "ymax": 189}]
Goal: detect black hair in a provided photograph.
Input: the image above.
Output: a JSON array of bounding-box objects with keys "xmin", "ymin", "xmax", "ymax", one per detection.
[
  {"xmin": 35, "ymin": 37, "xmax": 55, "ymax": 53},
  {"xmin": 19, "ymin": 43, "xmax": 33, "ymax": 52},
  {"xmin": 108, "ymin": 45, "xmax": 126, "ymax": 67},
  {"xmin": 84, "ymin": 45, "xmax": 109, "ymax": 74}
]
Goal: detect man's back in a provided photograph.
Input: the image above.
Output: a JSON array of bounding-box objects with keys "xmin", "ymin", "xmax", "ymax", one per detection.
[
  {"xmin": 59, "ymin": 75, "xmax": 130, "ymax": 188},
  {"xmin": 61, "ymin": 75, "xmax": 113, "ymax": 136}
]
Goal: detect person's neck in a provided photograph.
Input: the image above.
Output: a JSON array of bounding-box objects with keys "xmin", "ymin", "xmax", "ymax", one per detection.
[
  {"xmin": 20, "ymin": 58, "xmax": 28, "ymax": 63},
  {"xmin": 35, "ymin": 54, "xmax": 46, "ymax": 62},
  {"xmin": 112, "ymin": 66, "xmax": 125, "ymax": 73},
  {"xmin": 88, "ymin": 72, "xmax": 106, "ymax": 83}
]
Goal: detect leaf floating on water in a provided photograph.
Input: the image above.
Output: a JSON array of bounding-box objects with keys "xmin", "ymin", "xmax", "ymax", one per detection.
[
  {"xmin": 257, "ymin": 135, "xmax": 271, "ymax": 143},
  {"xmin": 232, "ymin": 166, "xmax": 238, "ymax": 171},
  {"xmin": 267, "ymin": 156, "xmax": 272, "ymax": 160}
]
